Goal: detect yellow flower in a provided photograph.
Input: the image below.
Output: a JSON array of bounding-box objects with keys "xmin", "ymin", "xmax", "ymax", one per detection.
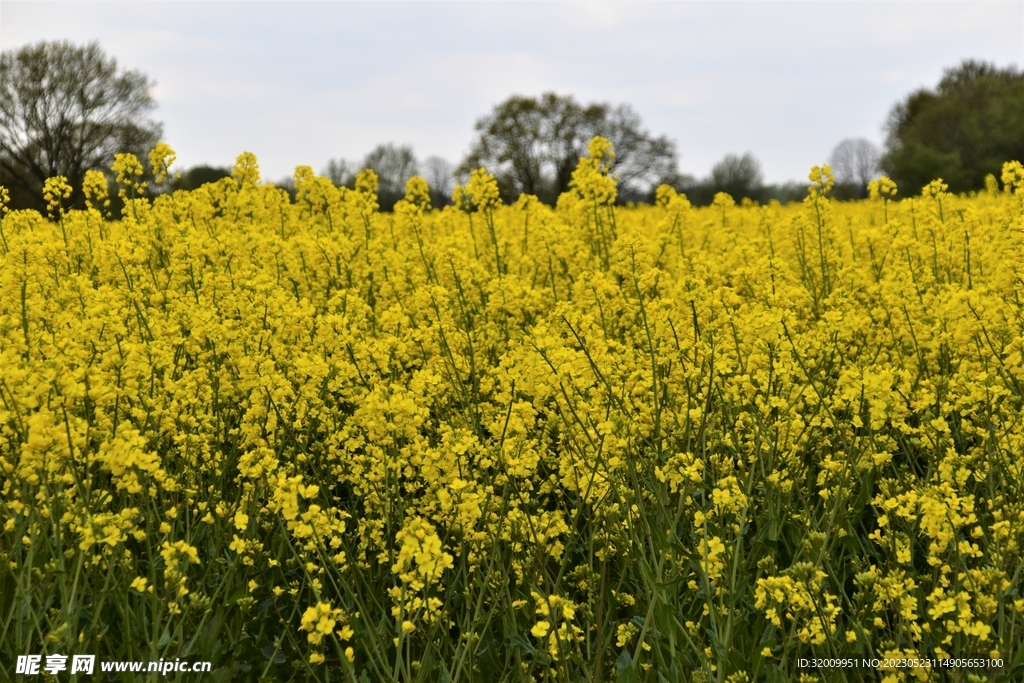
[
  {"xmin": 568, "ymin": 136, "xmax": 618, "ymax": 206},
  {"xmin": 112, "ymin": 152, "xmax": 147, "ymax": 197},
  {"xmin": 228, "ymin": 535, "xmax": 246, "ymax": 553},
  {"xmin": 458, "ymin": 168, "xmax": 501, "ymax": 213},
  {"xmin": 391, "ymin": 517, "xmax": 453, "ymax": 587},
  {"xmin": 148, "ymin": 142, "xmax": 176, "ymax": 184},
  {"xmin": 42, "ymin": 176, "xmax": 72, "ymax": 218},
  {"xmin": 868, "ymin": 175, "xmax": 898, "ymax": 198},
  {"xmin": 1002, "ymin": 160, "xmax": 1024, "ymax": 193},
  {"xmin": 300, "ymin": 602, "xmax": 340, "ymax": 644},
  {"xmin": 3, "ymin": 130, "xmax": 1023, "ymax": 679},
  {"xmin": 807, "ymin": 164, "xmax": 835, "ymax": 195},
  {"xmin": 616, "ymin": 622, "xmax": 638, "ymax": 647},
  {"xmin": 232, "ymin": 151, "xmax": 261, "ymax": 186}
]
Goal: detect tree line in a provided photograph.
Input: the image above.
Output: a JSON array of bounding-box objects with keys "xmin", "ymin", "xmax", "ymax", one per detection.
[{"xmin": 2, "ymin": 41, "xmax": 1021, "ymax": 213}]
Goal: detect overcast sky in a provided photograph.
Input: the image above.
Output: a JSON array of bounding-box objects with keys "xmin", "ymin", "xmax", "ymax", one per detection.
[{"xmin": 2, "ymin": 1, "xmax": 1021, "ymax": 184}]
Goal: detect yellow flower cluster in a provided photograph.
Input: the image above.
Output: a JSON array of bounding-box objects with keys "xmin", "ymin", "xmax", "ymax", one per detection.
[
  {"xmin": 391, "ymin": 516, "xmax": 453, "ymax": 589},
  {"xmin": 529, "ymin": 591, "xmax": 581, "ymax": 660},
  {"xmin": 2, "ymin": 141, "xmax": 1023, "ymax": 679},
  {"xmin": 42, "ymin": 176, "xmax": 72, "ymax": 219},
  {"xmin": 756, "ymin": 563, "xmax": 840, "ymax": 645}
]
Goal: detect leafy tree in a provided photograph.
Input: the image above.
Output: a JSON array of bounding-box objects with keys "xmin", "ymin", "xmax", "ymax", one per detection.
[
  {"xmin": 171, "ymin": 165, "xmax": 232, "ymax": 191},
  {"xmin": 829, "ymin": 138, "xmax": 880, "ymax": 198},
  {"xmin": 763, "ymin": 181, "xmax": 808, "ymax": 204},
  {"xmin": 708, "ymin": 152, "xmax": 764, "ymax": 200},
  {"xmin": 0, "ymin": 40, "xmax": 162, "ymax": 211},
  {"xmin": 882, "ymin": 60, "xmax": 1023, "ymax": 194},
  {"xmin": 672, "ymin": 153, "xmax": 768, "ymax": 206},
  {"xmin": 460, "ymin": 92, "xmax": 678, "ymax": 204}
]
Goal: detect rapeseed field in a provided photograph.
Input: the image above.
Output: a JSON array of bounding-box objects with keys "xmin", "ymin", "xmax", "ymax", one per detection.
[{"xmin": 2, "ymin": 139, "xmax": 1023, "ymax": 682}]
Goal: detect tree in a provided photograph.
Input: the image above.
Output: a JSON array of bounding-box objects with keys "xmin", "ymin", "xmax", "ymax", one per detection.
[
  {"xmin": 0, "ymin": 40, "xmax": 162, "ymax": 211},
  {"xmin": 322, "ymin": 158, "xmax": 356, "ymax": 189},
  {"xmin": 362, "ymin": 143, "xmax": 418, "ymax": 211},
  {"xmin": 829, "ymin": 138, "xmax": 880, "ymax": 197},
  {"xmin": 881, "ymin": 60, "xmax": 1023, "ymax": 194},
  {"xmin": 661, "ymin": 153, "xmax": 767, "ymax": 206},
  {"xmin": 704, "ymin": 152, "xmax": 764, "ymax": 203},
  {"xmin": 601, "ymin": 104, "xmax": 680, "ymax": 203},
  {"xmin": 460, "ymin": 92, "xmax": 678, "ymax": 204},
  {"xmin": 422, "ymin": 156, "xmax": 455, "ymax": 207},
  {"xmin": 171, "ymin": 165, "xmax": 232, "ymax": 191}
]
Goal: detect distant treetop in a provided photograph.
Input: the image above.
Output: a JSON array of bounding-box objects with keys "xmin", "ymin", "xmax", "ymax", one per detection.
[
  {"xmin": 881, "ymin": 59, "xmax": 1023, "ymax": 194},
  {"xmin": 459, "ymin": 92, "xmax": 678, "ymax": 205}
]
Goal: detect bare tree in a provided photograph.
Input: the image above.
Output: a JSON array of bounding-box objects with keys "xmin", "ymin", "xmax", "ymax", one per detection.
[
  {"xmin": 362, "ymin": 143, "xmax": 418, "ymax": 211},
  {"xmin": 0, "ymin": 40, "xmax": 162, "ymax": 211},
  {"xmin": 829, "ymin": 138, "xmax": 880, "ymax": 194},
  {"xmin": 422, "ymin": 156, "xmax": 455, "ymax": 207},
  {"xmin": 322, "ymin": 158, "xmax": 356, "ymax": 188}
]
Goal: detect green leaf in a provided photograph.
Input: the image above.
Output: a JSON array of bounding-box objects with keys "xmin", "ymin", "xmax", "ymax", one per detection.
[
  {"xmin": 616, "ymin": 650, "xmax": 638, "ymax": 683},
  {"xmin": 507, "ymin": 634, "xmax": 536, "ymax": 657},
  {"xmin": 157, "ymin": 629, "xmax": 171, "ymax": 649}
]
